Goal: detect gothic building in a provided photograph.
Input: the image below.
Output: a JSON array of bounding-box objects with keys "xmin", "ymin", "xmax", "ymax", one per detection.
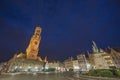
[
  {"xmin": 5, "ymin": 27, "xmax": 45, "ymax": 73},
  {"xmin": 88, "ymin": 41, "xmax": 109, "ymax": 69},
  {"xmin": 108, "ymin": 47, "xmax": 120, "ymax": 68}
]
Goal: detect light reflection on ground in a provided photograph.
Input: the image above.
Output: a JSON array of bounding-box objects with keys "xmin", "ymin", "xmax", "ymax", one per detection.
[{"xmin": 0, "ymin": 72, "xmax": 79, "ymax": 80}]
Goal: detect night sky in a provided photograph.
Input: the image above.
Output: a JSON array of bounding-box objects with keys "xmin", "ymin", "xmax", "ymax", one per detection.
[{"xmin": 0, "ymin": 0, "xmax": 120, "ymax": 62}]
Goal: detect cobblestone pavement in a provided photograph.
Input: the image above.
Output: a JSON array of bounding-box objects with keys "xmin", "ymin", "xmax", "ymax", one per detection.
[
  {"xmin": 0, "ymin": 72, "xmax": 80, "ymax": 80},
  {"xmin": 1, "ymin": 72, "xmax": 120, "ymax": 80}
]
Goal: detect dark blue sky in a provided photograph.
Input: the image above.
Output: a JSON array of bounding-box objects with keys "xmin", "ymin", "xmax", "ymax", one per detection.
[{"xmin": 0, "ymin": 0, "xmax": 120, "ymax": 62}]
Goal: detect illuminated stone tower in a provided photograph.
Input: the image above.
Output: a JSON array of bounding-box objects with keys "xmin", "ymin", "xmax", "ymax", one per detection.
[{"xmin": 26, "ymin": 27, "xmax": 42, "ymax": 60}]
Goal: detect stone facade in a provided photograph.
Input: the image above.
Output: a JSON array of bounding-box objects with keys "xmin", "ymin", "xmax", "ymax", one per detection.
[
  {"xmin": 77, "ymin": 54, "xmax": 87, "ymax": 71},
  {"xmin": 100, "ymin": 49, "xmax": 115, "ymax": 68},
  {"xmin": 7, "ymin": 58, "xmax": 44, "ymax": 72},
  {"xmin": 26, "ymin": 27, "xmax": 42, "ymax": 60},
  {"xmin": 64, "ymin": 57, "xmax": 74, "ymax": 71},
  {"xmin": 94, "ymin": 53, "xmax": 109, "ymax": 69},
  {"xmin": 88, "ymin": 41, "xmax": 109, "ymax": 69},
  {"xmin": 72, "ymin": 60, "xmax": 79, "ymax": 71},
  {"xmin": 109, "ymin": 48, "xmax": 120, "ymax": 68}
]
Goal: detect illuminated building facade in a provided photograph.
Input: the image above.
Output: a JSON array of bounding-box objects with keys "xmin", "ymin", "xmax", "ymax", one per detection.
[
  {"xmin": 8, "ymin": 58, "xmax": 44, "ymax": 72},
  {"xmin": 64, "ymin": 57, "xmax": 74, "ymax": 71},
  {"xmin": 4, "ymin": 27, "xmax": 44, "ymax": 73},
  {"xmin": 26, "ymin": 27, "xmax": 42, "ymax": 60},
  {"xmin": 64, "ymin": 57, "xmax": 80, "ymax": 71},
  {"xmin": 100, "ymin": 49, "xmax": 115, "ymax": 68},
  {"xmin": 108, "ymin": 48, "xmax": 120, "ymax": 68},
  {"xmin": 88, "ymin": 41, "xmax": 109, "ymax": 69},
  {"xmin": 77, "ymin": 54, "xmax": 87, "ymax": 71},
  {"xmin": 72, "ymin": 60, "xmax": 79, "ymax": 71}
]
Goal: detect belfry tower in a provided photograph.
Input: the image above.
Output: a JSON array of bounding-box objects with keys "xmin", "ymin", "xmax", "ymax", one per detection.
[{"xmin": 26, "ymin": 27, "xmax": 42, "ymax": 60}]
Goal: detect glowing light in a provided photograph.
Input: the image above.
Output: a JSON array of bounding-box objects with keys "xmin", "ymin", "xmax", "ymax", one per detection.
[
  {"xmin": 20, "ymin": 66, "xmax": 22, "ymax": 68},
  {"xmin": 73, "ymin": 66, "xmax": 80, "ymax": 69},
  {"xmin": 35, "ymin": 66, "xmax": 38, "ymax": 69},
  {"xmin": 15, "ymin": 66, "xmax": 17, "ymax": 69},
  {"xmin": 28, "ymin": 66, "xmax": 31, "ymax": 69}
]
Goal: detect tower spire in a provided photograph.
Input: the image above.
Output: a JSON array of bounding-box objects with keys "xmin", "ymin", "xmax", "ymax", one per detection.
[{"xmin": 92, "ymin": 41, "xmax": 99, "ymax": 53}]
